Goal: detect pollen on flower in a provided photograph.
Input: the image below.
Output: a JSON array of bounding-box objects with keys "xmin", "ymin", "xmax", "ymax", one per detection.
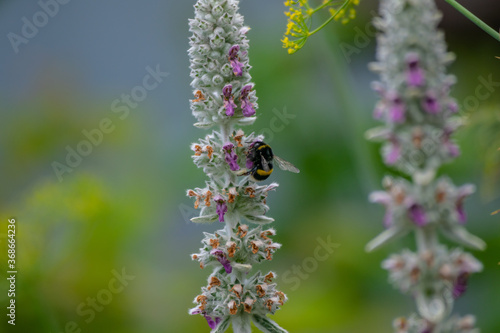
[
  {"xmin": 209, "ymin": 238, "xmax": 220, "ymax": 249},
  {"xmin": 275, "ymin": 291, "xmax": 286, "ymax": 305},
  {"xmin": 245, "ymin": 187, "xmax": 256, "ymax": 198},
  {"xmin": 264, "ymin": 272, "xmax": 275, "ymax": 283},
  {"xmin": 237, "ymin": 224, "xmax": 249, "ymax": 238},
  {"xmin": 233, "ymin": 129, "xmax": 245, "ymax": 147},
  {"xmin": 204, "ymin": 190, "xmax": 213, "ymax": 206},
  {"xmin": 193, "ymin": 145, "xmax": 203, "ymax": 156},
  {"xmin": 243, "ymin": 297, "xmax": 255, "ymax": 313},
  {"xmin": 187, "ymin": 190, "xmax": 201, "ymax": 209},
  {"xmin": 250, "ymin": 240, "xmax": 263, "ymax": 254},
  {"xmin": 228, "ymin": 187, "xmax": 238, "ymax": 203},
  {"xmin": 266, "ymin": 248, "xmax": 273, "ymax": 260},
  {"xmin": 256, "ymin": 284, "xmax": 267, "ymax": 297},
  {"xmin": 265, "ymin": 299, "xmax": 274, "ymax": 311},
  {"xmin": 260, "ymin": 229, "xmax": 275, "ymax": 240},
  {"xmin": 226, "ymin": 241, "xmax": 238, "ymax": 257},
  {"xmin": 231, "ymin": 284, "xmax": 243, "ymax": 298},
  {"xmin": 207, "ymin": 276, "xmax": 221, "ymax": 290},
  {"xmin": 196, "ymin": 295, "xmax": 208, "ymax": 311},
  {"xmin": 228, "ymin": 300, "xmax": 238, "ymax": 315},
  {"xmin": 206, "ymin": 146, "xmax": 214, "ymax": 159}
]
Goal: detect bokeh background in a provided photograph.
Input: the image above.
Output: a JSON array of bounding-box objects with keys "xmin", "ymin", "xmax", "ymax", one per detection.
[{"xmin": 1, "ymin": 0, "xmax": 499, "ymax": 332}]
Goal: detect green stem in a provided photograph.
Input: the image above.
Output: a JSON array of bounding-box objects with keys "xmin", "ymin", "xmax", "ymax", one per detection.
[
  {"xmin": 308, "ymin": 0, "xmax": 352, "ymax": 36},
  {"xmin": 310, "ymin": 0, "xmax": 334, "ymax": 15},
  {"xmin": 443, "ymin": 0, "xmax": 499, "ymax": 42}
]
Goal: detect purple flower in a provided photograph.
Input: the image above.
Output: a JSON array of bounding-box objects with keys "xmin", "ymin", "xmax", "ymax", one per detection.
[
  {"xmin": 204, "ymin": 314, "xmax": 222, "ymax": 329},
  {"xmin": 213, "ymin": 195, "xmax": 228, "ymax": 222},
  {"xmin": 422, "ymin": 91, "xmax": 441, "ymax": 114},
  {"xmin": 388, "ymin": 93, "xmax": 406, "ymax": 123},
  {"xmin": 456, "ymin": 184, "xmax": 474, "ymax": 224},
  {"xmin": 239, "ymin": 85, "xmax": 255, "ymax": 117},
  {"xmin": 211, "ymin": 248, "xmax": 232, "ymax": 273},
  {"xmin": 228, "ymin": 45, "xmax": 243, "ymax": 76},
  {"xmin": 222, "ymin": 84, "xmax": 237, "ymax": 117},
  {"xmin": 222, "ymin": 142, "xmax": 240, "ymax": 171},
  {"xmin": 453, "ymin": 272, "xmax": 469, "ymax": 298},
  {"xmin": 408, "ymin": 203, "xmax": 427, "ymax": 226},
  {"xmin": 385, "ymin": 137, "xmax": 401, "ymax": 165},
  {"xmin": 405, "ymin": 52, "xmax": 425, "ymax": 87}
]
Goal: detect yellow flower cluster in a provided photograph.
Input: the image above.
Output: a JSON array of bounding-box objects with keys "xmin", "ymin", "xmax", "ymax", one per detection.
[{"xmin": 282, "ymin": 0, "xmax": 360, "ymax": 54}]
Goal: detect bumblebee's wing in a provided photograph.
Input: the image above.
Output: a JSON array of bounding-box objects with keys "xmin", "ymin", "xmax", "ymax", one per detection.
[
  {"xmin": 260, "ymin": 152, "xmax": 271, "ymax": 172},
  {"xmin": 273, "ymin": 155, "xmax": 300, "ymax": 173}
]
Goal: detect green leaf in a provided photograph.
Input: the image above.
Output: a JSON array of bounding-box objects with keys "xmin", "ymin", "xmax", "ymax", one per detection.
[
  {"xmin": 244, "ymin": 215, "xmax": 275, "ymax": 224},
  {"xmin": 236, "ymin": 117, "xmax": 256, "ymax": 126},
  {"xmin": 231, "ymin": 314, "xmax": 252, "ymax": 333},
  {"xmin": 191, "ymin": 214, "xmax": 218, "ymax": 223},
  {"xmin": 252, "ymin": 315, "xmax": 288, "ymax": 333},
  {"xmin": 365, "ymin": 225, "xmax": 410, "ymax": 252},
  {"xmin": 440, "ymin": 225, "xmax": 486, "ymax": 251},
  {"xmin": 194, "ymin": 122, "xmax": 215, "ymax": 129}
]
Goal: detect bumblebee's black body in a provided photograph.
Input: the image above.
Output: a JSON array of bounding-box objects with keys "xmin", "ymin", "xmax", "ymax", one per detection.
[{"xmin": 247, "ymin": 141, "xmax": 274, "ymax": 181}]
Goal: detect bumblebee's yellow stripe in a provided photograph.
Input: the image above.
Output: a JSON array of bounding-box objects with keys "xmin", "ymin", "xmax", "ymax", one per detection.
[
  {"xmin": 257, "ymin": 144, "xmax": 270, "ymax": 150},
  {"xmin": 256, "ymin": 169, "xmax": 273, "ymax": 176}
]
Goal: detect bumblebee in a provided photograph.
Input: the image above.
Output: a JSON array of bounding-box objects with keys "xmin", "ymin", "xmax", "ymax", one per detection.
[{"xmin": 241, "ymin": 141, "xmax": 300, "ymax": 181}]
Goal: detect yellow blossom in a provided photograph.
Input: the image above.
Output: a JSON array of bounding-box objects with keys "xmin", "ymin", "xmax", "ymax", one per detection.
[{"xmin": 282, "ymin": 0, "xmax": 361, "ymax": 54}]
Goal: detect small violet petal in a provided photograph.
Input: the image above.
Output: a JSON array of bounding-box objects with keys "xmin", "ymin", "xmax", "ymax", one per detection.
[
  {"xmin": 453, "ymin": 272, "xmax": 469, "ymax": 299},
  {"xmin": 408, "ymin": 204, "xmax": 427, "ymax": 226},
  {"xmin": 210, "ymin": 248, "xmax": 232, "ymax": 273},
  {"xmin": 422, "ymin": 92, "xmax": 441, "ymax": 114},
  {"xmin": 228, "ymin": 45, "xmax": 243, "ymax": 76},
  {"xmin": 213, "ymin": 195, "xmax": 228, "ymax": 222},
  {"xmin": 239, "ymin": 85, "xmax": 255, "ymax": 117},
  {"xmin": 204, "ymin": 314, "xmax": 220, "ymax": 329},
  {"xmin": 222, "ymin": 143, "xmax": 240, "ymax": 171},
  {"xmin": 222, "ymin": 85, "xmax": 237, "ymax": 116},
  {"xmin": 241, "ymin": 99, "xmax": 256, "ymax": 117},
  {"xmin": 405, "ymin": 53, "xmax": 425, "ymax": 87},
  {"xmin": 388, "ymin": 94, "xmax": 406, "ymax": 123}
]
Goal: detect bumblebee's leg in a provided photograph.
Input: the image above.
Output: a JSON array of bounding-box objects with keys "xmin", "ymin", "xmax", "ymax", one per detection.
[{"xmin": 234, "ymin": 166, "xmax": 256, "ymax": 176}]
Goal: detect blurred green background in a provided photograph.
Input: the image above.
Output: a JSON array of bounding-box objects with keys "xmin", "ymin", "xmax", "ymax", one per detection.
[{"xmin": 1, "ymin": 1, "xmax": 499, "ymax": 332}]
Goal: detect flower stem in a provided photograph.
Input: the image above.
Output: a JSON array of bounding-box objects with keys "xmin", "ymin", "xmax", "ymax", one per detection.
[
  {"xmin": 308, "ymin": 0, "xmax": 352, "ymax": 37},
  {"xmin": 415, "ymin": 227, "xmax": 438, "ymax": 253},
  {"xmin": 443, "ymin": 0, "xmax": 499, "ymax": 42}
]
